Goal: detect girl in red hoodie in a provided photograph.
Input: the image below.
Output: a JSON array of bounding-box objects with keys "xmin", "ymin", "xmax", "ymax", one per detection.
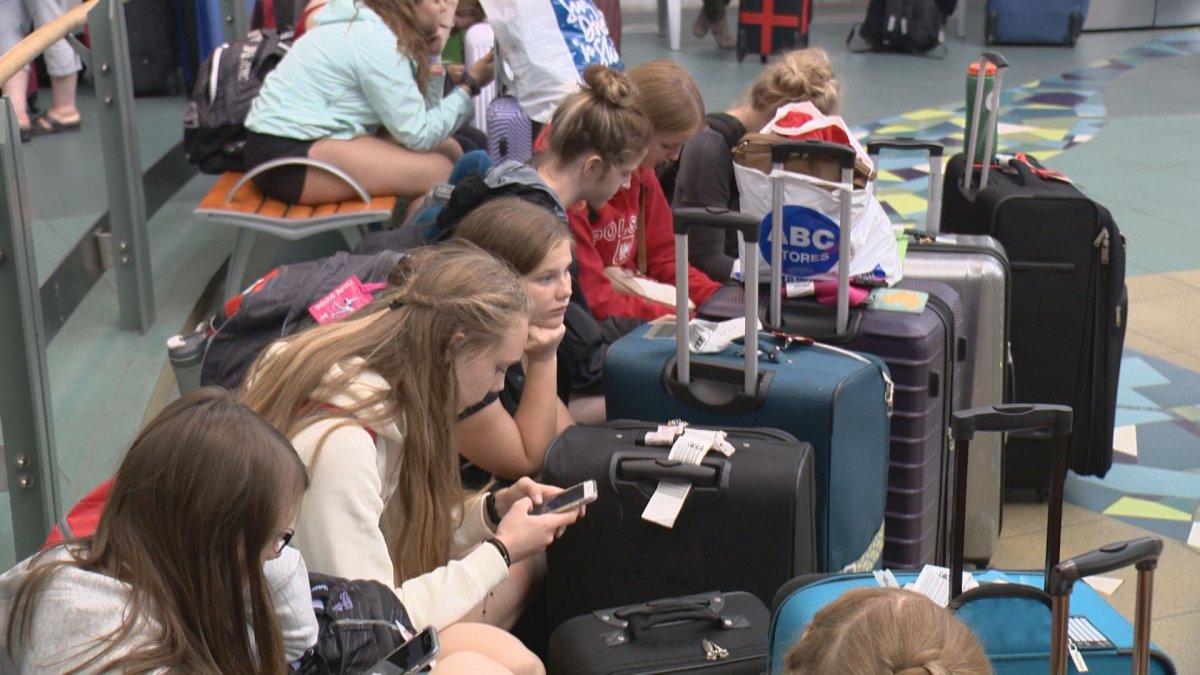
[{"xmin": 567, "ymin": 60, "xmax": 721, "ymax": 321}]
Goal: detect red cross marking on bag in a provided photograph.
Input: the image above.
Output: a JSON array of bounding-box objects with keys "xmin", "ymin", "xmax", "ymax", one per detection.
[{"xmin": 739, "ymin": 0, "xmax": 807, "ymax": 55}]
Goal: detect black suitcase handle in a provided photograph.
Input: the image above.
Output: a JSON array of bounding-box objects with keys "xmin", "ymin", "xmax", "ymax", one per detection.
[
  {"xmin": 949, "ymin": 404, "xmax": 1072, "ymax": 600},
  {"xmin": 951, "ymin": 403, "xmax": 1072, "ymax": 441},
  {"xmin": 865, "ymin": 139, "xmax": 945, "ymax": 157},
  {"xmin": 1047, "ymin": 536, "xmax": 1162, "ymax": 597}
]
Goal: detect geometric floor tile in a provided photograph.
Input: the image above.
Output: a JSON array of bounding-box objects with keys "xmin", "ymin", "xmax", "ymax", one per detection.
[{"xmin": 1103, "ymin": 496, "xmax": 1192, "ymax": 522}]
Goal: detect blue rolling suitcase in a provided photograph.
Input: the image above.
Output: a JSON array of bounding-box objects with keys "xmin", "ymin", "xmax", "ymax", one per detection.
[
  {"xmin": 985, "ymin": 0, "xmax": 1087, "ymax": 46},
  {"xmin": 768, "ymin": 404, "xmax": 1176, "ymax": 674},
  {"xmin": 604, "ymin": 208, "xmax": 893, "ymax": 574}
]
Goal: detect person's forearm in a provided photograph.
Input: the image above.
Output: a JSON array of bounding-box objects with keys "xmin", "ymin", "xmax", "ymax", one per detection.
[{"xmin": 511, "ymin": 355, "xmax": 561, "ymax": 476}]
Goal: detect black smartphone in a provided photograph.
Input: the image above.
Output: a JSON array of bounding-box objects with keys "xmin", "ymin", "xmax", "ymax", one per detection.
[
  {"xmin": 366, "ymin": 626, "xmax": 439, "ymax": 675},
  {"xmin": 531, "ymin": 480, "xmax": 598, "ymax": 515}
]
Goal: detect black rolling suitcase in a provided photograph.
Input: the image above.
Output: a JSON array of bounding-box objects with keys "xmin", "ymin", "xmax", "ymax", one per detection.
[
  {"xmin": 542, "ymin": 421, "xmax": 817, "ymax": 632},
  {"xmin": 547, "ymin": 591, "xmax": 769, "ymax": 675},
  {"xmin": 941, "ymin": 53, "xmax": 1127, "ymax": 490},
  {"xmin": 736, "ymin": 0, "xmax": 811, "ymax": 63}
]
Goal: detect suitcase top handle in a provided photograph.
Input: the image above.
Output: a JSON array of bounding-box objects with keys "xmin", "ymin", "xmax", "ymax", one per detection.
[
  {"xmin": 1046, "ymin": 536, "xmax": 1163, "ymax": 598},
  {"xmin": 950, "ymin": 403, "xmax": 1072, "ymax": 442}
]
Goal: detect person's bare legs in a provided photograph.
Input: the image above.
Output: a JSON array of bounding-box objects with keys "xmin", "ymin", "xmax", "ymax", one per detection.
[
  {"xmin": 437, "ymin": 623, "xmax": 544, "ymax": 675},
  {"xmin": 303, "ymin": 135, "xmax": 454, "ymax": 204},
  {"xmin": 44, "ymin": 72, "xmax": 80, "ymax": 124},
  {"xmin": 458, "ymin": 552, "xmax": 544, "ymax": 630},
  {"xmin": 1, "ymin": 70, "xmax": 32, "ymax": 130}
]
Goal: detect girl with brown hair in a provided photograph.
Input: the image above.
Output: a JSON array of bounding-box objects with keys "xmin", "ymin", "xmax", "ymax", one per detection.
[
  {"xmin": 452, "ymin": 197, "xmax": 576, "ymax": 480},
  {"xmin": 244, "ymin": 0, "xmax": 495, "ymax": 205},
  {"xmin": 674, "ymin": 47, "xmax": 843, "ymax": 282},
  {"xmin": 239, "ymin": 243, "xmax": 577, "ymax": 660},
  {"xmin": 0, "ymin": 387, "xmax": 316, "ymax": 673},
  {"xmin": 565, "ymin": 59, "xmax": 721, "ymax": 321},
  {"xmin": 784, "ymin": 587, "xmax": 991, "ymax": 675}
]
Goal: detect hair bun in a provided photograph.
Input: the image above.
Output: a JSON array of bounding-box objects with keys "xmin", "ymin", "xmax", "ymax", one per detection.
[{"xmin": 583, "ymin": 64, "xmax": 637, "ymax": 108}]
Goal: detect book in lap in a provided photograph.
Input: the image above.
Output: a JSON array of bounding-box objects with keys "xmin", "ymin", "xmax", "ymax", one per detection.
[{"xmin": 604, "ymin": 266, "xmax": 695, "ymax": 311}]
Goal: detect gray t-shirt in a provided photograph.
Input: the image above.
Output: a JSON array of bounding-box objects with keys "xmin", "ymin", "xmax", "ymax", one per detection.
[{"xmin": 674, "ymin": 127, "xmax": 742, "ymax": 282}]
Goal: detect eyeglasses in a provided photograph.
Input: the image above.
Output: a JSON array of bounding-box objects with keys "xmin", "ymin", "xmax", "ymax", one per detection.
[{"xmin": 274, "ymin": 529, "xmax": 295, "ymax": 555}]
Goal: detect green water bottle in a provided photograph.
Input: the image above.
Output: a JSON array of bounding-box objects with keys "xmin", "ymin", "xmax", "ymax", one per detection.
[{"xmin": 964, "ymin": 60, "xmax": 999, "ymax": 166}]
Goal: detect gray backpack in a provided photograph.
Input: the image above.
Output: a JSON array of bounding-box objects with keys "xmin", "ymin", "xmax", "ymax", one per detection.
[{"xmin": 183, "ymin": 29, "xmax": 291, "ymax": 174}]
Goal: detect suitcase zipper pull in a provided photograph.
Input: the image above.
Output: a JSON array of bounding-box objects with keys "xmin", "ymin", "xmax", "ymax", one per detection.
[
  {"xmin": 1093, "ymin": 229, "xmax": 1110, "ymax": 265},
  {"xmin": 702, "ymin": 638, "xmax": 729, "ymax": 662}
]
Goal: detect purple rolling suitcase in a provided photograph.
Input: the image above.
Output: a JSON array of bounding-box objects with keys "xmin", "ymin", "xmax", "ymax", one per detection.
[{"xmin": 485, "ymin": 57, "xmax": 533, "ymax": 164}]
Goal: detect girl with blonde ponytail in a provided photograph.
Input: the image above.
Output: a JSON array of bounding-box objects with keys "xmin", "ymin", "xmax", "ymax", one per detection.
[
  {"xmin": 675, "ymin": 47, "xmax": 842, "ymax": 282},
  {"xmin": 241, "ymin": 242, "xmax": 578, "ymax": 674}
]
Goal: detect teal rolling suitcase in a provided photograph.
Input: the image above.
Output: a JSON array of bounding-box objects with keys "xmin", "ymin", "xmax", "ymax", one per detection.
[
  {"xmin": 604, "ymin": 208, "xmax": 893, "ymax": 573},
  {"xmin": 768, "ymin": 404, "xmax": 1175, "ymax": 674}
]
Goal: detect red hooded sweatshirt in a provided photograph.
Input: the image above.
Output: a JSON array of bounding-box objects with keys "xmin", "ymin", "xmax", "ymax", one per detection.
[{"xmin": 568, "ymin": 167, "xmax": 720, "ymax": 321}]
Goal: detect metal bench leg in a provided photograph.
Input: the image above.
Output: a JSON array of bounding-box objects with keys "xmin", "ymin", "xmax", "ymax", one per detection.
[{"xmin": 225, "ymin": 228, "xmax": 259, "ymax": 300}]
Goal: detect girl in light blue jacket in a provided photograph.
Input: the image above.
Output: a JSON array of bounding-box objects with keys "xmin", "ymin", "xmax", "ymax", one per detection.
[{"xmin": 245, "ymin": 0, "xmax": 494, "ymax": 204}]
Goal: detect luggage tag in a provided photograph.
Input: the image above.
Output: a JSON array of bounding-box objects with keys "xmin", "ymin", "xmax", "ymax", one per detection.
[
  {"xmin": 906, "ymin": 564, "xmax": 978, "ymax": 607},
  {"xmin": 308, "ymin": 276, "xmax": 388, "ymax": 325},
  {"xmin": 642, "ymin": 430, "xmax": 734, "ymax": 529},
  {"xmin": 640, "ymin": 420, "xmax": 688, "ymax": 447}
]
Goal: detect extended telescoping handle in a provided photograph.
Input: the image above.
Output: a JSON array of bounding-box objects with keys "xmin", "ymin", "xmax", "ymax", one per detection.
[
  {"xmin": 948, "ymin": 404, "xmax": 1073, "ymax": 600},
  {"xmin": 963, "ymin": 51, "xmax": 1010, "ymax": 194},
  {"xmin": 866, "ymin": 139, "xmax": 945, "ymax": 235},
  {"xmin": 1046, "ymin": 536, "xmax": 1163, "ymax": 675},
  {"xmin": 672, "ymin": 208, "xmax": 762, "ymax": 396},
  {"xmin": 768, "ymin": 141, "xmax": 857, "ymax": 335}
]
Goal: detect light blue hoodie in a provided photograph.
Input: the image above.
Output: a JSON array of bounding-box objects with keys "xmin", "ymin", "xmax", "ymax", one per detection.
[{"xmin": 245, "ymin": 0, "xmax": 472, "ymax": 151}]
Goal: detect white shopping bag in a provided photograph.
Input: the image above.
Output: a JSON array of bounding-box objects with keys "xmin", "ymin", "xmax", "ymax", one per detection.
[
  {"xmin": 480, "ymin": 0, "xmax": 622, "ymax": 123},
  {"xmin": 734, "ymin": 163, "xmax": 902, "ymax": 286}
]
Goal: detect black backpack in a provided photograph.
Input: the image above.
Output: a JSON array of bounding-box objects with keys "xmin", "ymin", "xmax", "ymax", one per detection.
[
  {"xmin": 291, "ymin": 573, "xmax": 416, "ymax": 675},
  {"xmin": 849, "ymin": 0, "xmax": 954, "ymax": 56},
  {"xmin": 183, "ymin": 29, "xmax": 292, "ymax": 174},
  {"xmin": 200, "ymin": 250, "xmax": 406, "ymax": 390}
]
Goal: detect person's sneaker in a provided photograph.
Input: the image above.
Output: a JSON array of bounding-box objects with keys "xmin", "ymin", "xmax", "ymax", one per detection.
[
  {"xmin": 711, "ymin": 17, "xmax": 737, "ymax": 49},
  {"xmin": 692, "ymin": 10, "xmax": 711, "ymax": 39}
]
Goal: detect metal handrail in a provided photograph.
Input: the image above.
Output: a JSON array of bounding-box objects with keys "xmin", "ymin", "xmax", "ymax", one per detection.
[{"xmin": 0, "ymin": 0, "xmax": 98, "ymax": 83}]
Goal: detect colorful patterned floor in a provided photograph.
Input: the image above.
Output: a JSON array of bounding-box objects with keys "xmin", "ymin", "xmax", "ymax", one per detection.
[
  {"xmin": 849, "ymin": 30, "xmax": 1200, "ymax": 549},
  {"xmin": 858, "ymin": 30, "xmax": 1200, "ymax": 226},
  {"xmin": 1068, "ymin": 351, "xmax": 1200, "ymax": 549}
]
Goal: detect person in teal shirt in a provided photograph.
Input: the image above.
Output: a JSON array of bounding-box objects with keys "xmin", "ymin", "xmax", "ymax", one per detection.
[{"xmin": 245, "ymin": 0, "xmax": 494, "ymax": 205}]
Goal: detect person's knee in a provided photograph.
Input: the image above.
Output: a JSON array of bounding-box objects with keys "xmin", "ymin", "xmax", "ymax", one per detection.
[{"xmin": 433, "ymin": 651, "xmax": 512, "ymax": 675}]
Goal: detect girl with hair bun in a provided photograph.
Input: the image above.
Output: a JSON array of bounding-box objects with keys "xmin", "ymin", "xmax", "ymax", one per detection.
[
  {"xmin": 0, "ymin": 387, "xmax": 317, "ymax": 673},
  {"xmin": 675, "ymin": 47, "xmax": 842, "ymax": 282},
  {"xmin": 244, "ymin": 0, "xmax": 495, "ymax": 205},
  {"xmin": 240, "ymin": 242, "xmax": 577, "ymax": 672},
  {"xmin": 784, "ymin": 587, "xmax": 991, "ymax": 675},
  {"xmin": 565, "ymin": 60, "xmax": 721, "ymax": 322}
]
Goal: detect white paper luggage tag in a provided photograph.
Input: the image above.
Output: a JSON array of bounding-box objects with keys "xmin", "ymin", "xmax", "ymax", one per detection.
[
  {"xmin": 905, "ymin": 565, "xmax": 979, "ymax": 607},
  {"xmin": 641, "ymin": 430, "xmax": 734, "ymax": 528}
]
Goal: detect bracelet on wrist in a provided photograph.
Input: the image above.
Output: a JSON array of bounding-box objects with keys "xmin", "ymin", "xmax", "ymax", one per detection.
[
  {"xmin": 485, "ymin": 491, "xmax": 501, "ymax": 527},
  {"xmin": 485, "ymin": 537, "xmax": 511, "ymax": 567},
  {"xmin": 459, "ymin": 71, "xmax": 481, "ymax": 97}
]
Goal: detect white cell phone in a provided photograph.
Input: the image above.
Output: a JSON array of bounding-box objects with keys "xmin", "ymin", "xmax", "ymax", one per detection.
[
  {"xmin": 366, "ymin": 626, "xmax": 439, "ymax": 675},
  {"xmin": 532, "ymin": 480, "xmax": 598, "ymax": 515}
]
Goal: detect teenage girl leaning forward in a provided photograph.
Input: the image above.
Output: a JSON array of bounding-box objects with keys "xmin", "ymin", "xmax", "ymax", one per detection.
[
  {"xmin": 244, "ymin": 0, "xmax": 494, "ymax": 205},
  {"xmin": 0, "ymin": 388, "xmax": 316, "ymax": 673},
  {"xmin": 450, "ymin": 198, "xmax": 575, "ymax": 480},
  {"xmin": 674, "ymin": 47, "xmax": 842, "ymax": 282},
  {"xmin": 240, "ymin": 243, "xmax": 576, "ymax": 672}
]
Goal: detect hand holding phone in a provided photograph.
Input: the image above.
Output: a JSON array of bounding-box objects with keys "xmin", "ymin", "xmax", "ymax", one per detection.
[
  {"xmin": 366, "ymin": 626, "xmax": 439, "ymax": 675},
  {"xmin": 531, "ymin": 480, "xmax": 597, "ymax": 515}
]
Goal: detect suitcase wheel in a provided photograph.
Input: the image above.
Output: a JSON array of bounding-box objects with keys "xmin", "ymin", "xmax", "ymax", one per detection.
[
  {"xmin": 760, "ymin": 54, "xmax": 768, "ymax": 64},
  {"xmin": 985, "ymin": 12, "xmax": 997, "ymax": 45}
]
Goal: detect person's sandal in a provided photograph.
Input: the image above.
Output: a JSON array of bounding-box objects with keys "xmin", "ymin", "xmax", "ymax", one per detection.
[
  {"xmin": 692, "ymin": 10, "xmax": 711, "ymax": 39},
  {"xmin": 711, "ymin": 17, "xmax": 737, "ymax": 49},
  {"xmin": 19, "ymin": 126, "xmax": 32, "ymax": 142},
  {"xmin": 30, "ymin": 111, "xmax": 82, "ymax": 136}
]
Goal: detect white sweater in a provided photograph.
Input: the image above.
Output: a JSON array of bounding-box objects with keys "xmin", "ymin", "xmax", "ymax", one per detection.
[
  {"xmin": 289, "ymin": 359, "xmax": 508, "ymax": 630},
  {"xmin": 0, "ymin": 546, "xmax": 318, "ymax": 673}
]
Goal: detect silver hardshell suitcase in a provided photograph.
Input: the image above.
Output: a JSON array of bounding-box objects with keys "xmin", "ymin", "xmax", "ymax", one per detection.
[{"xmin": 869, "ymin": 139, "xmax": 1011, "ymax": 566}]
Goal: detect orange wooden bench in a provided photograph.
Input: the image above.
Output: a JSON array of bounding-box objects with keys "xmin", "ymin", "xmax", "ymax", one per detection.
[{"xmin": 193, "ymin": 158, "xmax": 397, "ymax": 298}]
